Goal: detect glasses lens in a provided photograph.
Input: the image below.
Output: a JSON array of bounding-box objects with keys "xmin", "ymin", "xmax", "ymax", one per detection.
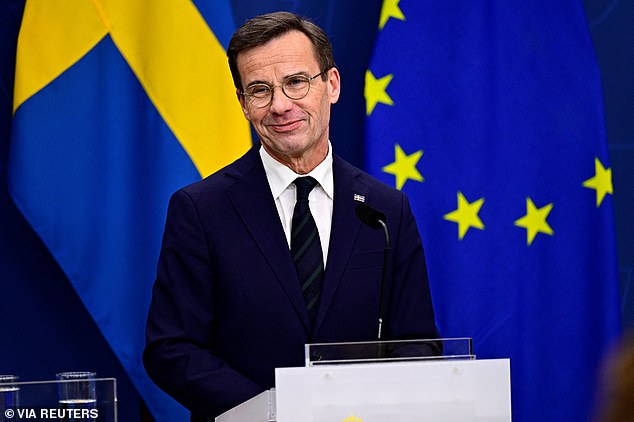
[
  {"xmin": 283, "ymin": 75, "xmax": 310, "ymax": 100},
  {"xmin": 245, "ymin": 84, "xmax": 272, "ymax": 108}
]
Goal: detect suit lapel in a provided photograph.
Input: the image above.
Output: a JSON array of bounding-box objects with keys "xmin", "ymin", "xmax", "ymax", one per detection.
[
  {"xmin": 225, "ymin": 146, "xmax": 311, "ymax": 331},
  {"xmin": 314, "ymin": 155, "xmax": 367, "ymax": 333}
]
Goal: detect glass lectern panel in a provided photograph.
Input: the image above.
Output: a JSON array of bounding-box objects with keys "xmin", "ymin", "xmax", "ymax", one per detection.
[
  {"xmin": 0, "ymin": 378, "xmax": 117, "ymax": 422},
  {"xmin": 305, "ymin": 338, "xmax": 473, "ymax": 366}
]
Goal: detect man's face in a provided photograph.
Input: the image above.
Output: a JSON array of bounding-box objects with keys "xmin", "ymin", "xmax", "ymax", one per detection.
[{"xmin": 236, "ymin": 30, "xmax": 340, "ymax": 170}]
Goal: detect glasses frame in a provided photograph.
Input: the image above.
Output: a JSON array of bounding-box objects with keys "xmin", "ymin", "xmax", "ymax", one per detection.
[{"xmin": 240, "ymin": 70, "xmax": 327, "ymax": 109}]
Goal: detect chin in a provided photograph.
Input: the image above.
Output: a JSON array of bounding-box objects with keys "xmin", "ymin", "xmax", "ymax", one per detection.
[{"xmin": 270, "ymin": 137, "xmax": 311, "ymax": 154}]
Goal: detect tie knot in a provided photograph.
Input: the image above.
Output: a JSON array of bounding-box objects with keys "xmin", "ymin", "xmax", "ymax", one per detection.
[{"xmin": 293, "ymin": 176, "xmax": 318, "ymax": 202}]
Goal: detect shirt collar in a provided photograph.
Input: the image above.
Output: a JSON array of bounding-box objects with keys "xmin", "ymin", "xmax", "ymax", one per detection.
[{"xmin": 260, "ymin": 142, "xmax": 334, "ymax": 200}]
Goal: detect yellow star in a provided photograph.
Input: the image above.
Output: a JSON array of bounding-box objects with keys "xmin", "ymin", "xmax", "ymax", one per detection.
[
  {"xmin": 379, "ymin": 0, "xmax": 406, "ymax": 30},
  {"xmin": 514, "ymin": 197, "xmax": 554, "ymax": 246},
  {"xmin": 444, "ymin": 192, "xmax": 485, "ymax": 240},
  {"xmin": 364, "ymin": 70, "xmax": 394, "ymax": 116},
  {"xmin": 382, "ymin": 144, "xmax": 424, "ymax": 190},
  {"xmin": 582, "ymin": 157, "xmax": 613, "ymax": 207}
]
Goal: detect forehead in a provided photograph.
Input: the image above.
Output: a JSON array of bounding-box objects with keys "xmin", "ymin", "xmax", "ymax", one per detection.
[{"xmin": 236, "ymin": 30, "xmax": 319, "ymax": 83}]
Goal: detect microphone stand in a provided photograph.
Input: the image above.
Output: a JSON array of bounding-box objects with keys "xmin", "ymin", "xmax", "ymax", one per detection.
[
  {"xmin": 376, "ymin": 219, "xmax": 390, "ymax": 341},
  {"xmin": 376, "ymin": 219, "xmax": 390, "ymax": 362},
  {"xmin": 354, "ymin": 203, "xmax": 391, "ymax": 360}
]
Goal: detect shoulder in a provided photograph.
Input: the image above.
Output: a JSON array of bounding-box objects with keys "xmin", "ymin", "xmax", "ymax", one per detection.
[
  {"xmin": 333, "ymin": 154, "xmax": 407, "ymax": 203},
  {"xmin": 176, "ymin": 144, "xmax": 263, "ymax": 202}
]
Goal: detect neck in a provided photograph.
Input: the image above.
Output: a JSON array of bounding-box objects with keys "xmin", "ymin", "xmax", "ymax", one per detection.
[{"xmin": 262, "ymin": 141, "xmax": 329, "ymax": 175}]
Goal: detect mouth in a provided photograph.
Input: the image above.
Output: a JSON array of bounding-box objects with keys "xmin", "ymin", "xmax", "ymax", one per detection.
[{"xmin": 268, "ymin": 119, "xmax": 304, "ymax": 133}]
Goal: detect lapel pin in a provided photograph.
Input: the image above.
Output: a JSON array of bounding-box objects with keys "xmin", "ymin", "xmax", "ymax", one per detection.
[{"xmin": 353, "ymin": 194, "xmax": 366, "ymax": 203}]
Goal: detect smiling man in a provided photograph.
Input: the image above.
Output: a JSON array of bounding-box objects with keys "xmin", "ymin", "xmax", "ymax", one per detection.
[
  {"xmin": 235, "ymin": 29, "xmax": 338, "ymax": 175},
  {"xmin": 143, "ymin": 11, "xmax": 439, "ymax": 421}
]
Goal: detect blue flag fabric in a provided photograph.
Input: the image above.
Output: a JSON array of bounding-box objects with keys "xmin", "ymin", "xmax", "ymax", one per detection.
[
  {"xmin": 365, "ymin": 2, "xmax": 621, "ymax": 421},
  {"xmin": 9, "ymin": 1, "xmax": 250, "ymax": 420}
]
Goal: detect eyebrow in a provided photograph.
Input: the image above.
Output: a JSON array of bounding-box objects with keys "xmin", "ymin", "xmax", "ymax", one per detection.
[{"xmin": 245, "ymin": 71, "xmax": 312, "ymax": 88}]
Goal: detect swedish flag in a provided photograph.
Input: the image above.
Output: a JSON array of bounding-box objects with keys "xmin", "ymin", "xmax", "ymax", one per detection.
[
  {"xmin": 365, "ymin": 1, "xmax": 620, "ymax": 421},
  {"xmin": 9, "ymin": 0, "xmax": 251, "ymax": 419}
]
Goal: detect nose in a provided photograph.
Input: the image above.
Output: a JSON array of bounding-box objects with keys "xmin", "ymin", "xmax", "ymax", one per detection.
[{"xmin": 268, "ymin": 88, "xmax": 294, "ymax": 114}]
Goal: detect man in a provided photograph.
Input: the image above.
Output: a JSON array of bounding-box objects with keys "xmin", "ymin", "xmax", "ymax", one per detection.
[{"xmin": 144, "ymin": 11, "xmax": 439, "ymax": 421}]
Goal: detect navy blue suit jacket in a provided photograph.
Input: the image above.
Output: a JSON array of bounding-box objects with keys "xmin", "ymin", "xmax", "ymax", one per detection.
[{"xmin": 144, "ymin": 145, "xmax": 439, "ymax": 420}]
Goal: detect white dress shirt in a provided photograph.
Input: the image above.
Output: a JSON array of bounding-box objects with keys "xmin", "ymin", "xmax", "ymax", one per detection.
[{"xmin": 259, "ymin": 143, "xmax": 334, "ymax": 266}]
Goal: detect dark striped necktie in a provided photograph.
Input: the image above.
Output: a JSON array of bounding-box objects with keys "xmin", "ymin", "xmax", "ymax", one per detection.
[{"xmin": 291, "ymin": 176, "xmax": 324, "ymax": 327}]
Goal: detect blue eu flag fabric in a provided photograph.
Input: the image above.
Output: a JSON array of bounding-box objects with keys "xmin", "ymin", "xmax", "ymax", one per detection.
[{"xmin": 365, "ymin": 1, "xmax": 621, "ymax": 420}]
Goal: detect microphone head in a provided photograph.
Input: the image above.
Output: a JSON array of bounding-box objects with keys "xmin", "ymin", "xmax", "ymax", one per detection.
[{"xmin": 355, "ymin": 203, "xmax": 386, "ymax": 230}]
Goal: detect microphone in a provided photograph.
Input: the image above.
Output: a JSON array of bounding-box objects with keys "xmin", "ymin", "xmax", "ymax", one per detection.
[
  {"xmin": 355, "ymin": 203, "xmax": 387, "ymax": 232},
  {"xmin": 355, "ymin": 203, "xmax": 390, "ymax": 340}
]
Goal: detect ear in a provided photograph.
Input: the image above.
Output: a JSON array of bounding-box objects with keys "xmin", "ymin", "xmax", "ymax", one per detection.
[
  {"xmin": 237, "ymin": 89, "xmax": 251, "ymax": 121},
  {"xmin": 326, "ymin": 67, "xmax": 341, "ymax": 105}
]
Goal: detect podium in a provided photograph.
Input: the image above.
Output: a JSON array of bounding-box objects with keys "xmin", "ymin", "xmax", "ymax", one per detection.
[{"xmin": 216, "ymin": 339, "xmax": 511, "ymax": 422}]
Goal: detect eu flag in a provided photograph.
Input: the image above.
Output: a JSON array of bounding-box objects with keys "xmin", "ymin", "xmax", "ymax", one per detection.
[
  {"xmin": 9, "ymin": 0, "xmax": 250, "ymax": 419},
  {"xmin": 365, "ymin": 1, "xmax": 621, "ymax": 420}
]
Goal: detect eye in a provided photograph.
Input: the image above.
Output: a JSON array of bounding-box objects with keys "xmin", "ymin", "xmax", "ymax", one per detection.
[
  {"xmin": 285, "ymin": 76, "xmax": 308, "ymax": 89},
  {"xmin": 246, "ymin": 84, "xmax": 271, "ymax": 97}
]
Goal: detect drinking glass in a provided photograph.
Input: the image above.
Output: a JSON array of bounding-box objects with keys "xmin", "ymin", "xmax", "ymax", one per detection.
[
  {"xmin": 0, "ymin": 375, "xmax": 19, "ymax": 422},
  {"xmin": 56, "ymin": 371, "xmax": 97, "ymax": 420}
]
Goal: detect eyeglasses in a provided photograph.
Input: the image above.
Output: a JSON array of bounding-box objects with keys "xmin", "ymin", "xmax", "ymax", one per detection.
[{"xmin": 240, "ymin": 71, "xmax": 326, "ymax": 108}]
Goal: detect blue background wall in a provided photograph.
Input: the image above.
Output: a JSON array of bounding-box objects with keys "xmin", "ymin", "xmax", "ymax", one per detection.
[{"xmin": 1, "ymin": 0, "xmax": 631, "ymax": 420}]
